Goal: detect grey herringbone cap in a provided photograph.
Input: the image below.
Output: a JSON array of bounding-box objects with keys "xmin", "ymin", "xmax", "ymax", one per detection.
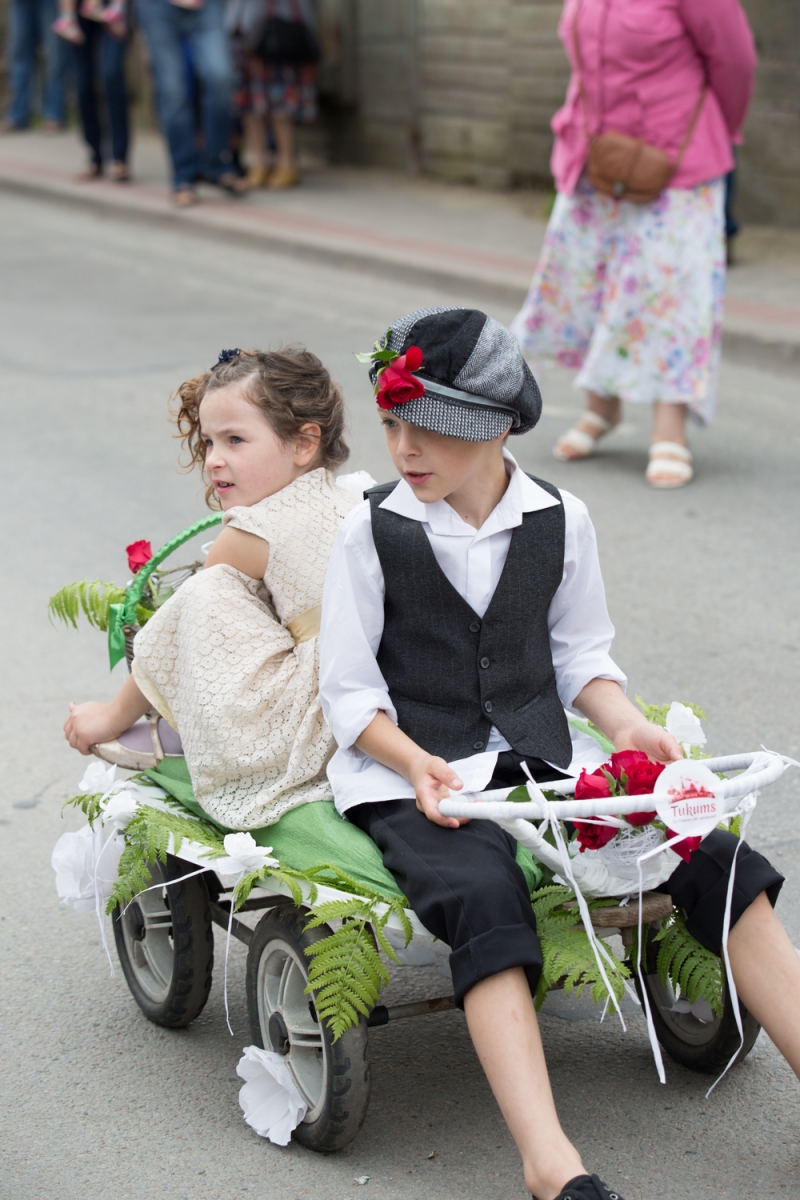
[{"xmin": 370, "ymin": 306, "xmax": 542, "ymax": 441}]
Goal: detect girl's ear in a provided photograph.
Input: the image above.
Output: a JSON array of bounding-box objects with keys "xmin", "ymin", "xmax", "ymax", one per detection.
[{"xmin": 294, "ymin": 422, "xmax": 322, "ymax": 467}]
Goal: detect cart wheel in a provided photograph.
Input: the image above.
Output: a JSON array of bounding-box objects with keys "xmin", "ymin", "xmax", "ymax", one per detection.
[
  {"xmin": 635, "ymin": 949, "xmax": 760, "ymax": 1074},
  {"xmin": 246, "ymin": 904, "xmax": 371, "ymax": 1152},
  {"xmin": 112, "ymin": 855, "xmax": 214, "ymax": 1028}
]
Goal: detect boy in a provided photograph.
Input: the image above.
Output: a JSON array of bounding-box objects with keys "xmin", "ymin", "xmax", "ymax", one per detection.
[{"xmin": 319, "ymin": 307, "xmax": 797, "ymax": 1200}]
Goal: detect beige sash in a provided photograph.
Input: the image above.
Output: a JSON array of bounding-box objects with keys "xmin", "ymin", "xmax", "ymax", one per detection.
[{"xmin": 286, "ymin": 604, "xmax": 322, "ymax": 645}]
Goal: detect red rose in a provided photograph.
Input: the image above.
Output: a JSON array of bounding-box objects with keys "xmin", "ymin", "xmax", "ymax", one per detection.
[
  {"xmin": 607, "ymin": 750, "xmax": 649, "ymax": 780},
  {"xmin": 626, "ymin": 810, "xmax": 658, "ymax": 826},
  {"xmin": 575, "ymin": 768, "xmax": 612, "ymax": 800},
  {"xmin": 574, "ymin": 821, "xmax": 618, "ymax": 854},
  {"xmin": 375, "ymin": 346, "xmax": 425, "ymax": 410},
  {"xmin": 625, "ymin": 759, "xmax": 665, "ymax": 796},
  {"xmin": 668, "ymin": 830, "xmax": 703, "ymax": 863},
  {"xmin": 126, "ymin": 539, "xmax": 153, "ymax": 574}
]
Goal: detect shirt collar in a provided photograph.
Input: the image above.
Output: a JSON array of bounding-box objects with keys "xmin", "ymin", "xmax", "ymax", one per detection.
[{"xmin": 379, "ymin": 449, "xmax": 559, "ymax": 536}]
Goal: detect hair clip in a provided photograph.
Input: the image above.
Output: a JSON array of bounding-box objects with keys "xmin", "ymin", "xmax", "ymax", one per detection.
[{"xmin": 213, "ymin": 348, "xmax": 241, "ymax": 368}]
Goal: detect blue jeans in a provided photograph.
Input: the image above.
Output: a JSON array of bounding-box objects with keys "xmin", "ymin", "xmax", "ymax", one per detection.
[
  {"xmin": 6, "ymin": 0, "xmax": 69, "ymax": 127},
  {"xmin": 72, "ymin": 19, "xmax": 130, "ymax": 166},
  {"xmin": 134, "ymin": 0, "xmax": 234, "ymax": 188}
]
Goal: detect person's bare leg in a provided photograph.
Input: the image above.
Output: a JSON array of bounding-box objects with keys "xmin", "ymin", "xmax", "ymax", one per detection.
[
  {"xmin": 464, "ymin": 968, "xmax": 586, "ymax": 1199},
  {"xmin": 651, "ymin": 400, "xmax": 688, "ymax": 449},
  {"xmin": 272, "ymin": 113, "xmax": 296, "ymax": 172},
  {"xmin": 728, "ymin": 891, "xmax": 800, "ymax": 1077},
  {"xmin": 554, "ymin": 391, "xmax": 620, "ymax": 460},
  {"xmin": 243, "ymin": 112, "xmax": 268, "ymax": 180}
]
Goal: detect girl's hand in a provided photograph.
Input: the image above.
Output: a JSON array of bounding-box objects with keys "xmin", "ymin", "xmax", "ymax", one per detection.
[
  {"xmin": 410, "ymin": 755, "xmax": 467, "ymax": 828},
  {"xmin": 64, "ymin": 701, "xmax": 120, "ymax": 755},
  {"xmin": 614, "ymin": 719, "xmax": 683, "ymax": 764}
]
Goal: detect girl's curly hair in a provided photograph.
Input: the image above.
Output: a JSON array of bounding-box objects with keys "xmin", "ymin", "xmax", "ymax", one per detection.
[{"xmin": 172, "ymin": 347, "xmax": 350, "ymax": 507}]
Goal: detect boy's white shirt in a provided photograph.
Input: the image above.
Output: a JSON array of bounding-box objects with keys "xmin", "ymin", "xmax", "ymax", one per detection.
[{"xmin": 319, "ymin": 450, "xmax": 626, "ymax": 813}]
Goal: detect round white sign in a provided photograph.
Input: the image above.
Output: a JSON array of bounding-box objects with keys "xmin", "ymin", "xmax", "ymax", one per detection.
[{"xmin": 654, "ymin": 760, "xmax": 724, "ymax": 838}]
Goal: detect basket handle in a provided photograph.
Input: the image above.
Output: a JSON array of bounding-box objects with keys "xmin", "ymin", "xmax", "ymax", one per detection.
[{"xmin": 107, "ymin": 513, "xmax": 223, "ymax": 669}]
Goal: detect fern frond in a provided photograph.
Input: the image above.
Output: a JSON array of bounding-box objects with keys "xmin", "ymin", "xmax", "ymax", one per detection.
[
  {"xmin": 531, "ymin": 885, "xmax": 632, "ymax": 1010},
  {"xmin": 305, "ymin": 906, "xmax": 391, "ymax": 1041},
  {"xmin": 63, "ymin": 791, "xmax": 106, "ymax": 827},
  {"xmin": 654, "ymin": 908, "xmax": 723, "ymax": 1018},
  {"xmin": 48, "ymin": 580, "xmax": 127, "ymax": 631}
]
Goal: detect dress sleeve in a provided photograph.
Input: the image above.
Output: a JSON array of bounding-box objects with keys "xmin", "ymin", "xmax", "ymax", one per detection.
[
  {"xmin": 678, "ymin": 0, "xmax": 757, "ymax": 139},
  {"xmin": 223, "ymin": 503, "xmax": 272, "ymax": 544},
  {"xmin": 319, "ymin": 501, "xmax": 397, "ymax": 750},
  {"xmin": 548, "ymin": 491, "xmax": 627, "ymax": 708}
]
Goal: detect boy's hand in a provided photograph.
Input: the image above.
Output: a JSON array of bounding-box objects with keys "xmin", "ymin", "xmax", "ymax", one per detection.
[
  {"xmin": 64, "ymin": 701, "xmax": 119, "ymax": 755},
  {"xmin": 614, "ymin": 719, "xmax": 683, "ymax": 765},
  {"xmin": 410, "ymin": 754, "xmax": 467, "ymax": 828}
]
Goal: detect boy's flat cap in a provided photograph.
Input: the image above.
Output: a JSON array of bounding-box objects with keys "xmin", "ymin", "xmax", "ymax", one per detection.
[{"xmin": 369, "ymin": 306, "xmax": 542, "ymax": 442}]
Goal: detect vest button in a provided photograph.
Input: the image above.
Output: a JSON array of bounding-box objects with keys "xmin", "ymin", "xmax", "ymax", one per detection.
[
  {"xmin": 469, "ymin": 621, "xmax": 481, "ymax": 633},
  {"xmin": 480, "ymin": 656, "xmax": 490, "ymax": 669},
  {"xmin": 484, "ymin": 700, "xmax": 493, "ymax": 713},
  {"xmin": 473, "ymin": 740, "xmax": 484, "ymax": 750}
]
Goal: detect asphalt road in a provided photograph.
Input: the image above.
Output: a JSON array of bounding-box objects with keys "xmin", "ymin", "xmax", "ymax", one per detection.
[{"xmin": 1, "ymin": 190, "xmax": 799, "ymax": 1200}]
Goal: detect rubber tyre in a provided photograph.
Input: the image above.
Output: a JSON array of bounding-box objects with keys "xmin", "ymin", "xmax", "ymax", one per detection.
[
  {"xmin": 111, "ymin": 854, "xmax": 214, "ymax": 1028},
  {"xmin": 634, "ymin": 940, "xmax": 760, "ymax": 1075},
  {"xmin": 246, "ymin": 904, "xmax": 371, "ymax": 1152}
]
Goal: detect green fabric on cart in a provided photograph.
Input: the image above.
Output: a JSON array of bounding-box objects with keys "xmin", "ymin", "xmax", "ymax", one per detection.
[{"xmin": 145, "ymin": 757, "xmax": 547, "ymax": 901}]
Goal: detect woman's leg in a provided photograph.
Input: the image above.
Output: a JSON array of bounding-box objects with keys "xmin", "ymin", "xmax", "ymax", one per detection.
[
  {"xmin": 465, "ymin": 968, "xmax": 586, "ymax": 1200},
  {"xmin": 553, "ymin": 391, "xmax": 621, "ymax": 461},
  {"xmin": 99, "ymin": 26, "xmax": 129, "ymax": 169},
  {"xmin": 73, "ymin": 21, "xmax": 103, "ymax": 171},
  {"xmin": 728, "ymin": 891, "xmax": 800, "ymax": 1077},
  {"xmin": 242, "ymin": 111, "xmax": 267, "ymax": 176},
  {"xmin": 271, "ymin": 112, "xmax": 295, "ymax": 172}
]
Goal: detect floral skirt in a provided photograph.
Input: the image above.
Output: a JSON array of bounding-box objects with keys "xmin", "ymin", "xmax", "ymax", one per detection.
[
  {"xmin": 510, "ymin": 177, "xmax": 726, "ymax": 424},
  {"xmin": 234, "ymin": 56, "xmax": 317, "ymax": 124}
]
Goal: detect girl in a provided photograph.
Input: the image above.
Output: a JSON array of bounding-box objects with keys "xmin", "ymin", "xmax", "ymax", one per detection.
[{"xmin": 64, "ymin": 346, "xmax": 365, "ymax": 828}]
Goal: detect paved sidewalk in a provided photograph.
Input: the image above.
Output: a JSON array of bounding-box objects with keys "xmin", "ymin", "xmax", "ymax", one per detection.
[{"xmin": 2, "ymin": 128, "xmax": 799, "ymax": 370}]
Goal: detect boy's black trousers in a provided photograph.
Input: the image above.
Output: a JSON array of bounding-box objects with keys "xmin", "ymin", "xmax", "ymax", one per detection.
[{"xmin": 347, "ymin": 751, "xmax": 783, "ymax": 1008}]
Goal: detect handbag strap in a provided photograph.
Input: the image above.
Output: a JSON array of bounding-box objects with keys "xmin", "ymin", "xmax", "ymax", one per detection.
[{"xmin": 570, "ymin": 0, "xmax": 707, "ymax": 168}]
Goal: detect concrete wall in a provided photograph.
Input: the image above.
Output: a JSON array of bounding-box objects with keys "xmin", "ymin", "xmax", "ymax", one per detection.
[{"xmin": 349, "ymin": 0, "xmax": 800, "ymax": 225}]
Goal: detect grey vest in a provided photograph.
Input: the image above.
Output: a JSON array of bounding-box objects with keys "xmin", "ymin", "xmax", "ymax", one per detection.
[{"xmin": 367, "ymin": 478, "xmax": 572, "ymax": 767}]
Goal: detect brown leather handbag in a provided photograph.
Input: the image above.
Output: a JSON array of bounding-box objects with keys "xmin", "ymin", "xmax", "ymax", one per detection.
[{"xmin": 572, "ymin": 1, "xmax": 706, "ymax": 204}]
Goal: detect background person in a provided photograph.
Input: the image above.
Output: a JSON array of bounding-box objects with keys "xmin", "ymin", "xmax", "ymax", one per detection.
[
  {"xmin": 226, "ymin": 0, "xmax": 318, "ymax": 189},
  {"xmin": 2, "ymin": 0, "xmax": 69, "ymax": 131},
  {"xmin": 135, "ymin": 0, "xmax": 243, "ymax": 205},
  {"xmin": 65, "ymin": 2, "xmax": 131, "ymax": 180},
  {"xmin": 511, "ymin": 0, "xmax": 756, "ymax": 488}
]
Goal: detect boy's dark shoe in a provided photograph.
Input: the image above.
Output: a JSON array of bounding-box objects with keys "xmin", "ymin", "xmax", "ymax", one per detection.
[{"xmin": 534, "ymin": 1176, "xmax": 627, "ymax": 1200}]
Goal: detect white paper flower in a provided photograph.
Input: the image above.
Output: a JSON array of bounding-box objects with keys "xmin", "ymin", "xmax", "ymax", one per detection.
[
  {"xmin": 78, "ymin": 761, "xmax": 118, "ymax": 795},
  {"xmin": 51, "ymin": 825, "xmax": 124, "ymax": 913},
  {"xmin": 237, "ymin": 1045, "xmax": 307, "ymax": 1145},
  {"xmin": 216, "ymin": 832, "xmax": 278, "ymax": 876},
  {"xmin": 335, "ymin": 470, "xmax": 377, "ymax": 499},
  {"xmin": 101, "ymin": 788, "xmax": 140, "ymax": 829},
  {"xmin": 665, "ymin": 702, "xmax": 707, "ymax": 748}
]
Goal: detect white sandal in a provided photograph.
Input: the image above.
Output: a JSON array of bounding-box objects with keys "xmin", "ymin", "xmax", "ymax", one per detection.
[
  {"xmin": 646, "ymin": 441, "xmax": 694, "ymax": 489},
  {"xmin": 553, "ymin": 411, "xmax": 616, "ymax": 461}
]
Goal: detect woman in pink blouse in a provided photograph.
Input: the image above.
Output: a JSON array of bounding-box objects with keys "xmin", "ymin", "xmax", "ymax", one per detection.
[{"xmin": 511, "ymin": 0, "xmax": 756, "ymax": 487}]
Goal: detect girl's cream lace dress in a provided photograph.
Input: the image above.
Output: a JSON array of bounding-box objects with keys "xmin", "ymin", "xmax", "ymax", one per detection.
[{"xmin": 131, "ymin": 468, "xmax": 361, "ymax": 829}]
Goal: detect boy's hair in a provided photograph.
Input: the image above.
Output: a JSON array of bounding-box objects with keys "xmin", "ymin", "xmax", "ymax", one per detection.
[{"xmin": 173, "ymin": 347, "xmax": 350, "ymax": 507}]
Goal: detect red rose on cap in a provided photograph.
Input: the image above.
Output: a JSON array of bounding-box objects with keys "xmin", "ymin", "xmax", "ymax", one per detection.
[
  {"xmin": 376, "ymin": 345, "xmax": 425, "ymax": 410},
  {"xmin": 126, "ymin": 539, "xmax": 153, "ymax": 574}
]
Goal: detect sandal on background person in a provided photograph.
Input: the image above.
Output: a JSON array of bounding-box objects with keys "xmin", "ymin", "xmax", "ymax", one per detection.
[
  {"xmin": 533, "ymin": 1174, "xmax": 626, "ymax": 1200},
  {"xmin": 646, "ymin": 441, "xmax": 694, "ymax": 488},
  {"xmin": 267, "ymin": 166, "xmax": 300, "ymax": 190},
  {"xmin": 172, "ymin": 186, "xmax": 198, "ymax": 208},
  {"xmin": 553, "ymin": 410, "xmax": 617, "ymax": 461}
]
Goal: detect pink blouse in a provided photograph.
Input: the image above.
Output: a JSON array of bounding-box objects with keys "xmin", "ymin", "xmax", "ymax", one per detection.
[{"xmin": 550, "ymin": 0, "xmax": 757, "ymax": 194}]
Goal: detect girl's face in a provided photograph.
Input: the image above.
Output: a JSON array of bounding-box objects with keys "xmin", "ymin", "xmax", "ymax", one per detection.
[{"xmin": 200, "ymin": 384, "xmax": 317, "ymax": 510}]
